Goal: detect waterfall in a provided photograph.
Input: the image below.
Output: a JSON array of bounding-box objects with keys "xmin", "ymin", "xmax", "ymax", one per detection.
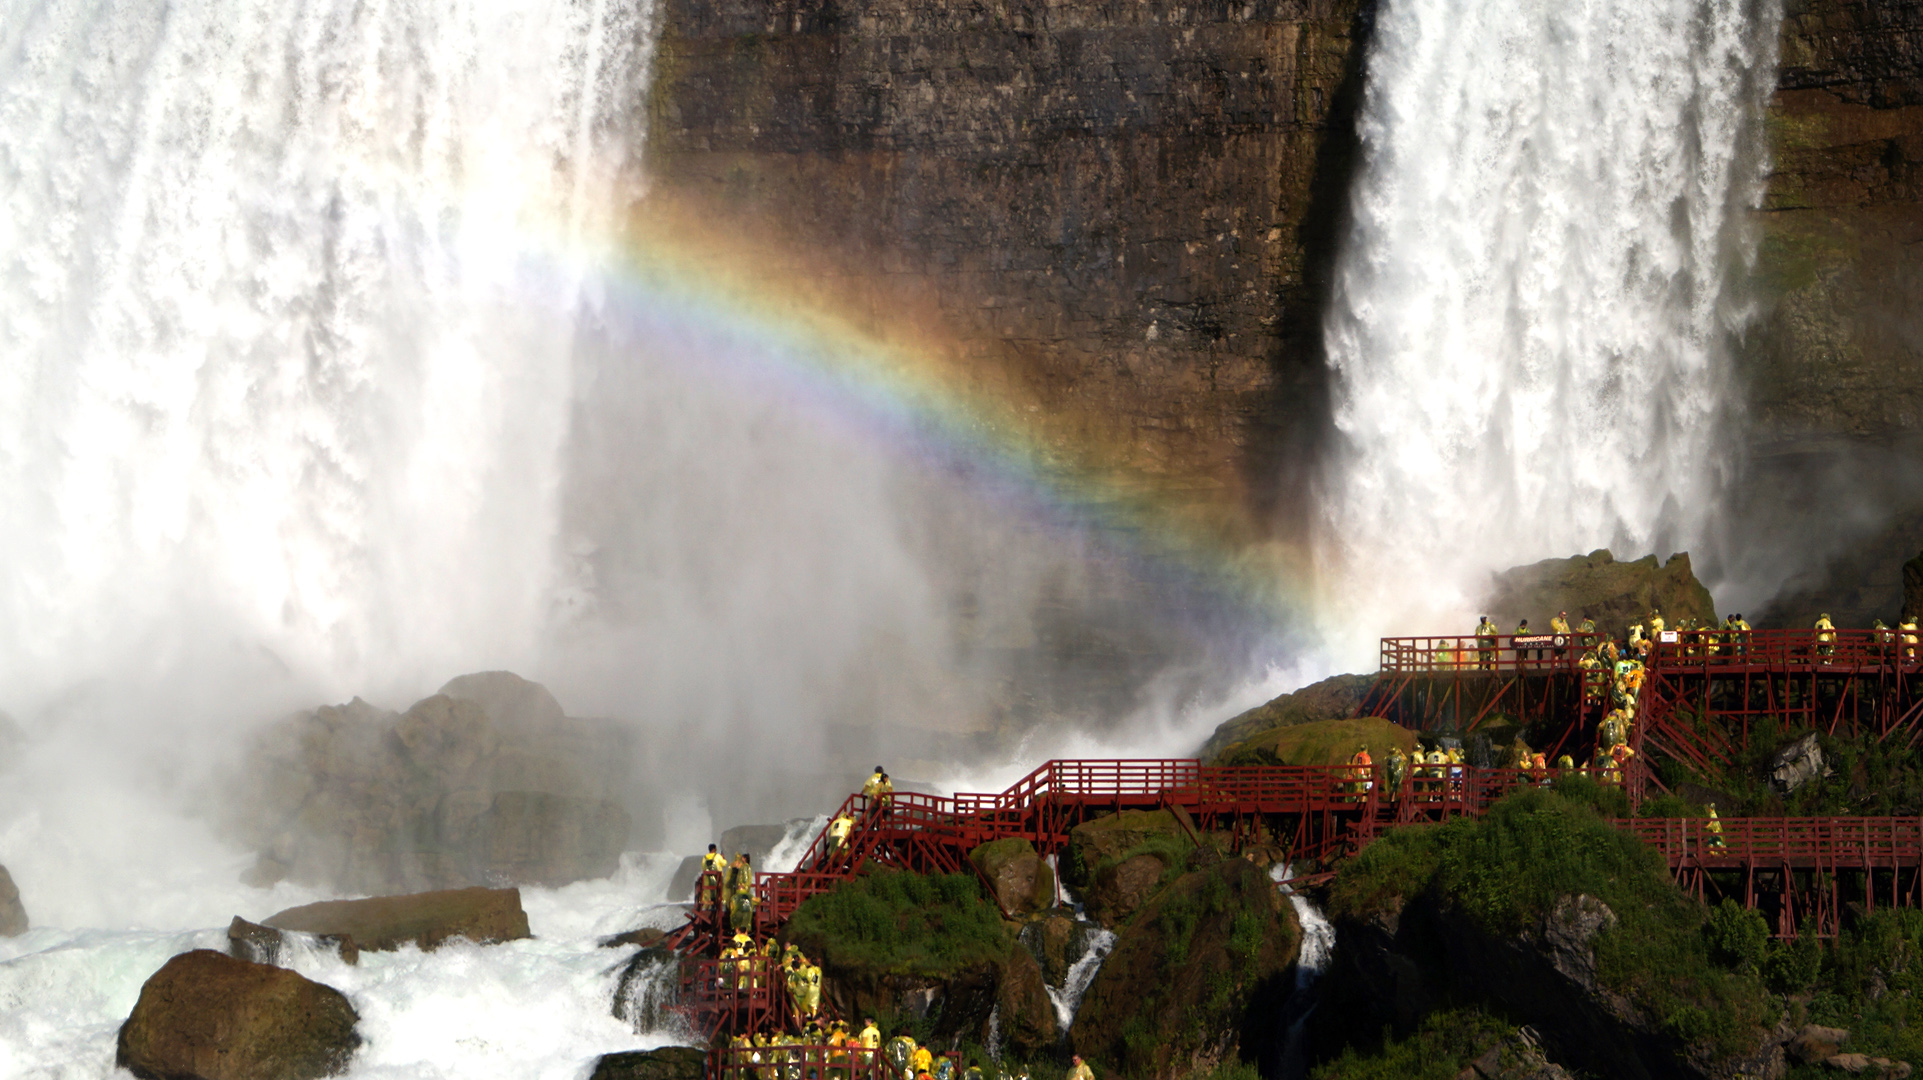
[
  {"xmin": 0, "ymin": 0, "xmax": 655, "ymax": 700},
  {"xmin": 1318, "ymin": 0, "xmax": 1783, "ymax": 649},
  {"xmin": 1272, "ymin": 864, "xmax": 1335, "ymax": 1080},
  {"xmin": 1044, "ymin": 927, "xmax": 1117, "ymax": 1032}
]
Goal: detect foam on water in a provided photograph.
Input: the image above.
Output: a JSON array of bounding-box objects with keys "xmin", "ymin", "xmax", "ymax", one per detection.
[{"xmin": 0, "ymin": 854, "xmax": 693, "ymax": 1079}]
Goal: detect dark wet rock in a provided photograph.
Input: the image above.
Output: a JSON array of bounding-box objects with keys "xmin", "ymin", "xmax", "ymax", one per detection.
[
  {"xmin": 1215, "ymin": 715, "xmax": 1418, "ymax": 770},
  {"xmin": 1200, "ymin": 674, "xmax": 1376, "ymax": 763},
  {"xmin": 590, "ymin": 1046, "xmax": 708, "ymax": 1080},
  {"xmin": 1771, "ymin": 734, "xmax": 1832, "ymax": 794},
  {"xmin": 263, "ymin": 886, "xmax": 530, "ymax": 952},
  {"xmin": 666, "ymin": 854, "xmax": 703, "ymax": 902},
  {"xmin": 228, "ymin": 916, "xmax": 358, "ymax": 967},
  {"xmin": 995, "ymin": 942, "xmax": 1058, "ymax": 1057},
  {"xmin": 1073, "ymin": 858, "xmax": 1299, "ymax": 1079},
  {"xmin": 1084, "ymin": 854, "xmax": 1169, "ymax": 928},
  {"xmin": 1323, "ymin": 890, "xmax": 1787, "ymax": 1080},
  {"xmin": 0, "ymin": 863, "xmax": 26, "ymax": 937},
  {"xmin": 1788, "ymin": 1025, "xmax": 1851, "ymax": 1065},
  {"xmin": 601, "ymin": 926, "xmax": 668, "ymax": 950},
  {"xmin": 1064, "ymin": 809, "xmax": 1189, "ymax": 890},
  {"xmin": 1484, "ymin": 550, "xmax": 1718, "ymax": 641},
  {"xmin": 612, "ymin": 946, "xmax": 685, "ymax": 1033},
  {"xmin": 115, "ymin": 949, "xmax": 359, "ymax": 1080},
  {"xmin": 720, "ymin": 823, "xmax": 796, "ymax": 866},
  {"xmin": 969, "ymin": 838, "xmax": 1055, "ymax": 918}
]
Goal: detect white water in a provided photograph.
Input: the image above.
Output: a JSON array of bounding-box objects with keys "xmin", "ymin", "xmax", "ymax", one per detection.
[
  {"xmin": 0, "ymin": 854, "xmax": 690, "ymax": 1079},
  {"xmin": 1319, "ymin": 0, "xmax": 1782, "ymax": 656},
  {"xmin": 1272, "ymin": 864, "xmax": 1334, "ymax": 1079},
  {"xmin": 1043, "ymin": 926, "xmax": 1116, "ymax": 1032}
]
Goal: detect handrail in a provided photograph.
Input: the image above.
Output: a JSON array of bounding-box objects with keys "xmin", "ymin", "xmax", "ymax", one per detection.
[{"xmin": 1378, "ymin": 628, "xmax": 1923, "ymax": 675}]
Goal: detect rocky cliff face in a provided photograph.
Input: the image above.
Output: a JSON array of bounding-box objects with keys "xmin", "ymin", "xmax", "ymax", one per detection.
[
  {"xmin": 643, "ymin": 0, "xmax": 1369, "ymax": 542},
  {"xmin": 1733, "ymin": 0, "xmax": 1923, "ymax": 628},
  {"xmin": 644, "ymin": 0, "xmax": 1923, "ymax": 613}
]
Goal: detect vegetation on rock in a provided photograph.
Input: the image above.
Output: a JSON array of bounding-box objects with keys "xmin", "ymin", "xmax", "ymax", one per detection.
[
  {"xmin": 1318, "ymin": 785, "xmax": 1789, "ymax": 1079},
  {"xmin": 784, "ymin": 869, "xmax": 1008, "ymax": 980},
  {"xmin": 1072, "ymin": 857, "xmax": 1299, "ymax": 1080},
  {"xmin": 1482, "ymin": 549, "xmax": 1717, "ymax": 639},
  {"xmin": 1200, "ymin": 675, "xmax": 1376, "ymax": 763},
  {"xmin": 1215, "ymin": 717, "xmax": 1417, "ymax": 770}
]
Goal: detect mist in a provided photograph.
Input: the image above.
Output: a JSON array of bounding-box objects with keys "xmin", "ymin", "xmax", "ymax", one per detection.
[{"xmin": 0, "ymin": 0, "xmax": 1303, "ymax": 930}]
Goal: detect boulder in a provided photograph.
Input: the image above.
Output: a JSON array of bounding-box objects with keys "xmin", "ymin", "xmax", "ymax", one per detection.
[
  {"xmin": 1788, "ymin": 1025, "xmax": 1850, "ymax": 1065},
  {"xmin": 228, "ymin": 673, "xmax": 633, "ymax": 895},
  {"xmin": 1084, "ymin": 854, "xmax": 1169, "ymax": 927},
  {"xmin": 1200, "ymin": 674, "xmax": 1375, "ymax": 763},
  {"xmin": 666, "ymin": 854, "xmax": 704, "ymax": 902},
  {"xmin": 720, "ymin": 823, "xmax": 795, "ymax": 866},
  {"xmin": 1223, "ymin": 715, "xmax": 1418, "ymax": 769},
  {"xmin": 1771, "ymin": 734, "xmax": 1831, "ymax": 794},
  {"xmin": 1483, "ymin": 550, "xmax": 1718, "ymax": 640},
  {"xmin": 0, "ymin": 863, "xmax": 26, "ymax": 937},
  {"xmin": 263, "ymin": 887, "xmax": 530, "ymax": 952},
  {"xmin": 968, "ymin": 838, "xmax": 1055, "ymax": 918},
  {"xmin": 1067, "ymin": 810, "xmax": 1189, "ymax": 878},
  {"xmin": 229, "ymin": 916, "xmax": 358, "ymax": 966},
  {"xmin": 995, "ymin": 942, "xmax": 1058, "ymax": 1057},
  {"xmin": 115, "ymin": 949, "xmax": 360, "ymax": 1080},
  {"xmin": 601, "ymin": 926, "xmax": 667, "ymax": 949},
  {"xmin": 590, "ymin": 1047, "xmax": 707, "ymax": 1080},
  {"xmin": 1072, "ymin": 858, "xmax": 1299, "ymax": 1079},
  {"xmin": 1823, "ymin": 1054, "xmax": 1913, "ymax": 1078}
]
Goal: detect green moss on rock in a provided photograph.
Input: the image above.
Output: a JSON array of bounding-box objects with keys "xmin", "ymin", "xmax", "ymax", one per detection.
[{"xmin": 1072, "ymin": 858, "xmax": 1299, "ymax": 1080}]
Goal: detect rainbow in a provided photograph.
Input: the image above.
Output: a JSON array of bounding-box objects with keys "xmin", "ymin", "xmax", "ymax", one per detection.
[{"xmin": 565, "ymin": 200, "xmax": 1323, "ymax": 633}]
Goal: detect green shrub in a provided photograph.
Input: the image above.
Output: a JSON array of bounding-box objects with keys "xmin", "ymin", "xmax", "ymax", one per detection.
[
  {"xmin": 1327, "ymin": 788, "xmax": 1774, "ymax": 1058},
  {"xmin": 1704, "ymin": 900, "xmax": 1769, "ymax": 973},
  {"xmin": 1310, "ymin": 1007, "xmax": 1515, "ymax": 1080},
  {"xmin": 785, "ymin": 869, "xmax": 1008, "ymax": 978}
]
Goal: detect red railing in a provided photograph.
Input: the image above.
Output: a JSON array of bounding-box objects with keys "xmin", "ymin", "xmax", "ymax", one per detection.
[
  {"xmin": 1378, "ymin": 628, "xmax": 1923, "ymax": 675},
  {"xmin": 1380, "ymin": 634, "xmax": 1604, "ymax": 674},
  {"xmin": 1618, "ymin": 816, "xmax": 1923, "ymax": 868},
  {"xmin": 711, "ymin": 1044, "xmax": 908, "ymax": 1080}
]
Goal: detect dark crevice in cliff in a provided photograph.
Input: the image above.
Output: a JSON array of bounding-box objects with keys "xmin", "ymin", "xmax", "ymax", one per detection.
[{"xmin": 1241, "ymin": 0, "xmax": 1376, "ymax": 544}]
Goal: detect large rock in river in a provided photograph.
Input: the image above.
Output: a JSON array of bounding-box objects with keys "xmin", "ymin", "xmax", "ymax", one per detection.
[
  {"xmin": 590, "ymin": 1046, "xmax": 707, "ymax": 1080},
  {"xmin": 1483, "ymin": 550, "xmax": 1717, "ymax": 639},
  {"xmin": 231, "ymin": 672, "xmax": 634, "ymax": 895},
  {"xmin": 263, "ymin": 886, "xmax": 530, "ymax": 952},
  {"xmin": 116, "ymin": 949, "xmax": 360, "ymax": 1080},
  {"xmin": 0, "ymin": 863, "xmax": 26, "ymax": 936}
]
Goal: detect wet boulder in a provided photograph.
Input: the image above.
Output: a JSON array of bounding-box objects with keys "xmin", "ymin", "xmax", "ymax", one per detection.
[
  {"xmin": 1213, "ymin": 715, "xmax": 1417, "ymax": 769},
  {"xmin": 1073, "ymin": 858, "xmax": 1299, "ymax": 1079},
  {"xmin": 1483, "ymin": 549, "xmax": 1717, "ymax": 641},
  {"xmin": 0, "ymin": 863, "xmax": 26, "ymax": 937},
  {"xmin": 263, "ymin": 886, "xmax": 530, "ymax": 952},
  {"xmin": 969, "ymin": 838, "xmax": 1055, "ymax": 917},
  {"xmin": 228, "ymin": 916, "xmax": 358, "ymax": 966},
  {"xmin": 115, "ymin": 949, "xmax": 359, "ymax": 1080},
  {"xmin": 1200, "ymin": 674, "xmax": 1375, "ymax": 763},
  {"xmin": 590, "ymin": 1046, "xmax": 708, "ymax": 1080},
  {"xmin": 995, "ymin": 942, "xmax": 1059, "ymax": 1056}
]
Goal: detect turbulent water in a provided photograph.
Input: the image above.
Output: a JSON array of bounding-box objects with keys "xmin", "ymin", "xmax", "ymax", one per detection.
[
  {"xmin": 1320, "ymin": 0, "xmax": 1783, "ymax": 652},
  {"xmin": 1273, "ymin": 865, "xmax": 1334, "ymax": 1080},
  {"xmin": 1044, "ymin": 926, "xmax": 1116, "ymax": 1031},
  {"xmin": 0, "ymin": 855, "xmax": 690, "ymax": 1080}
]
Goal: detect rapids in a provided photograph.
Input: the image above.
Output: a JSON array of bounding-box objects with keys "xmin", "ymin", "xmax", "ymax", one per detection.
[{"xmin": 0, "ymin": 855, "xmax": 691, "ymax": 1080}]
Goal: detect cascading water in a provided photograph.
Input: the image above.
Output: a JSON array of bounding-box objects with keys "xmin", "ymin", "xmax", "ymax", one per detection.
[
  {"xmin": 1272, "ymin": 865, "xmax": 1334, "ymax": 1080},
  {"xmin": 1043, "ymin": 926, "xmax": 1116, "ymax": 1032},
  {"xmin": 1318, "ymin": 0, "xmax": 1783, "ymax": 653}
]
